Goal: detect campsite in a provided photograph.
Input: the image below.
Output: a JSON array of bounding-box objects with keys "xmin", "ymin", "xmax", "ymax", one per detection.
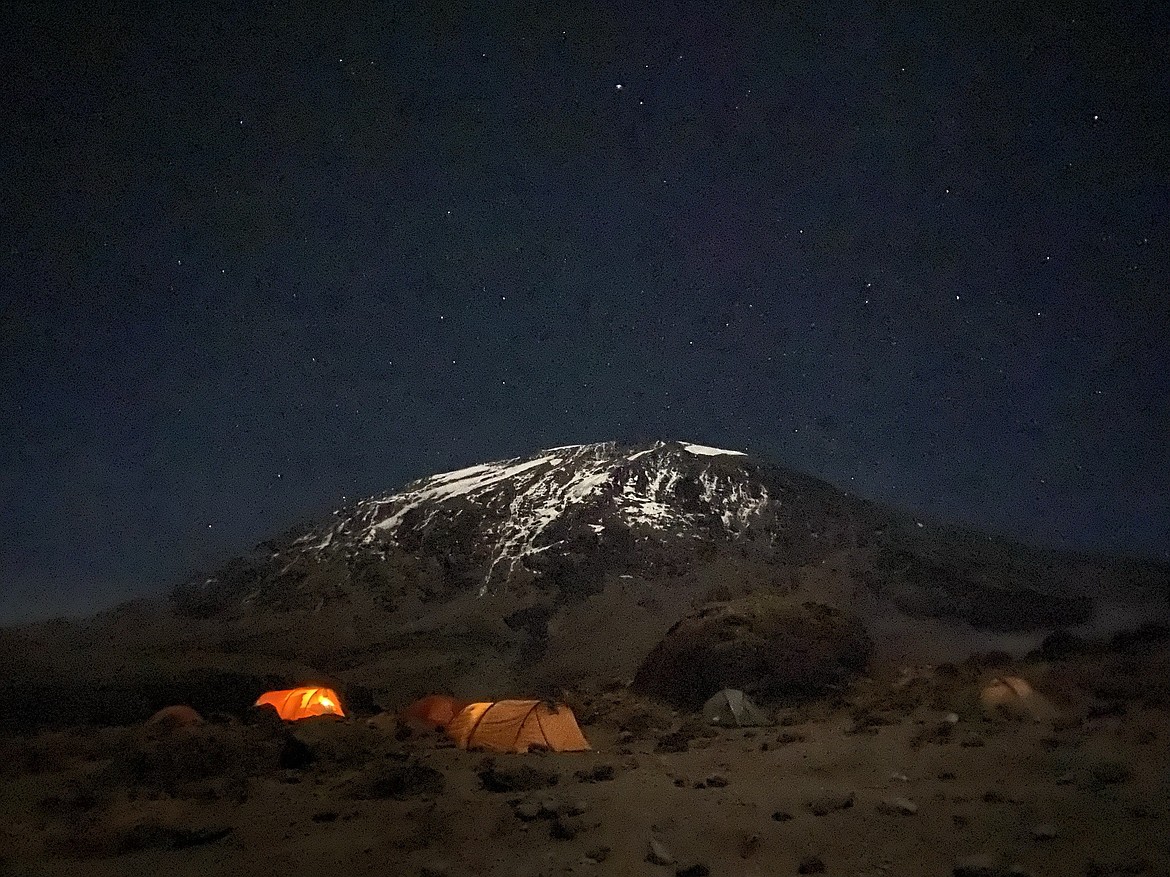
[
  {"xmin": 6, "ymin": 0, "xmax": 1170, "ymax": 868},
  {"xmin": 1, "ymin": 621, "xmax": 1168, "ymax": 877},
  {"xmin": 2, "ymin": 442, "xmax": 1168, "ymax": 876}
]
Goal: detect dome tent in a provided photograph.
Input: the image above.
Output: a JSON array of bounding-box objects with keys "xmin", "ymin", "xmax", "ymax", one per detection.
[
  {"xmin": 701, "ymin": 688, "xmax": 772, "ymax": 727},
  {"xmin": 254, "ymin": 687, "xmax": 345, "ymax": 721},
  {"xmin": 978, "ymin": 675, "xmax": 1054, "ymax": 720},
  {"xmin": 446, "ymin": 700, "xmax": 590, "ymax": 753},
  {"xmin": 401, "ymin": 694, "xmax": 471, "ymax": 731}
]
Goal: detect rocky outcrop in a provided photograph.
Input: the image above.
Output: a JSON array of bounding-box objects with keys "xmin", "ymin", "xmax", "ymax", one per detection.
[{"xmin": 632, "ymin": 594, "xmax": 872, "ymax": 708}]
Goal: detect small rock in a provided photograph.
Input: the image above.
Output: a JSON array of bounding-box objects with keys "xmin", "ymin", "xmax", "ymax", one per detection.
[
  {"xmin": 939, "ymin": 771, "xmax": 957, "ymax": 781},
  {"xmin": 575, "ymin": 763, "xmax": 615, "ymax": 783},
  {"xmin": 771, "ymin": 810, "xmax": 793, "ymax": 822},
  {"xmin": 961, "ymin": 733, "xmax": 986, "ymax": 748},
  {"xmin": 676, "ymin": 866, "xmax": 710, "ymax": 877},
  {"xmin": 877, "ymin": 797, "xmax": 918, "ymax": 815},
  {"xmin": 311, "ymin": 811, "xmax": 338, "ymax": 823},
  {"xmin": 616, "ymin": 731, "xmax": 635, "ymax": 744},
  {"xmin": 550, "ymin": 816, "xmax": 586, "ymax": 840},
  {"xmin": 169, "ymin": 825, "xmax": 233, "ymax": 849},
  {"xmin": 1091, "ymin": 761, "xmax": 1131, "ymax": 785},
  {"xmin": 1085, "ymin": 856, "xmax": 1150, "ymax": 876},
  {"xmin": 647, "ymin": 838, "xmax": 676, "ymax": 866},
  {"xmin": 478, "ymin": 761, "xmax": 558, "ymax": 793},
  {"xmin": 537, "ymin": 797, "xmax": 562, "ymax": 817},
  {"xmin": 798, "ymin": 854, "xmax": 826, "ymax": 874},
  {"xmin": 512, "ymin": 799, "xmax": 543, "ymax": 821},
  {"xmin": 420, "ymin": 861, "xmax": 451, "ymax": 877},
  {"xmin": 944, "ymin": 712, "xmax": 960, "ymax": 724},
  {"xmin": 953, "ymin": 853, "xmax": 1005, "ymax": 877},
  {"xmin": 584, "ymin": 845, "xmax": 611, "ymax": 863},
  {"xmin": 704, "ymin": 773, "xmax": 729, "ymax": 788},
  {"xmin": 1029, "ymin": 824, "xmax": 1058, "ymax": 841},
  {"xmin": 279, "ymin": 736, "xmax": 315, "ymax": 769},
  {"xmin": 1055, "ymin": 771, "xmax": 1074, "ymax": 785},
  {"xmin": 561, "ymin": 799, "xmax": 587, "ymax": 816},
  {"xmin": 655, "ymin": 732, "xmax": 691, "ymax": 753},
  {"xmin": 890, "ymin": 772, "xmax": 909, "ymax": 782},
  {"xmin": 806, "ymin": 790, "xmax": 855, "ymax": 815},
  {"xmin": 354, "ymin": 760, "xmax": 446, "ymax": 800},
  {"xmin": 738, "ymin": 833, "xmax": 761, "ymax": 859}
]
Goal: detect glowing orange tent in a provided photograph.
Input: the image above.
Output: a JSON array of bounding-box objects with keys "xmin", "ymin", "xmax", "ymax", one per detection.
[
  {"xmin": 401, "ymin": 694, "xmax": 471, "ymax": 731},
  {"xmin": 446, "ymin": 700, "xmax": 590, "ymax": 753},
  {"xmin": 254, "ymin": 687, "xmax": 345, "ymax": 721}
]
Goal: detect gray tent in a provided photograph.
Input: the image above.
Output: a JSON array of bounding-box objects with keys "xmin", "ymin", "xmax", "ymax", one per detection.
[{"xmin": 701, "ymin": 689, "xmax": 772, "ymax": 727}]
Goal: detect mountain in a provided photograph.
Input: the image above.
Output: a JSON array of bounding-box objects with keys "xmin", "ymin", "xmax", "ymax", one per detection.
[
  {"xmin": 166, "ymin": 440, "xmax": 1167, "ymax": 683},
  {"xmin": 3, "ymin": 439, "xmax": 1166, "ymax": 733},
  {"xmin": 175, "ymin": 439, "xmax": 854, "ymax": 614}
]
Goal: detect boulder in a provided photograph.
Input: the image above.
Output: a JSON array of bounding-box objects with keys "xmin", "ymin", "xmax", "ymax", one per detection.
[
  {"xmin": 633, "ymin": 595, "xmax": 872, "ymax": 708},
  {"xmin": 104, "ymin": 724, "xmax": 267, "ymax": 798},
  {"xmin": 145, "ymin": 705, "xmax": 204, "ymax": 730},
  {"xmin": 477, "ymin": 760, "xmax": 559, "ymax": 793}
]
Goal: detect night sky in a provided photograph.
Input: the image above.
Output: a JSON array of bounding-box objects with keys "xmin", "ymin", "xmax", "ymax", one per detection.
[{"xmin": 2, "ymin": 1, "xmax": 1168, "ymax": 624}]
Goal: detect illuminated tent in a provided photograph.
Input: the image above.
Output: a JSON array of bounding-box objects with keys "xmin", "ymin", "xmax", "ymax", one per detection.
[
  {"xmin": 401, "ymin": 694, "xmax": 471, "ymax": 731},
  {"xmin": 446, "ymin": 700, "xmax": 591, "ymax": 753},
  {"xmin": 254, "ymin": 687, "xmax": 345, "ymax": 721}
]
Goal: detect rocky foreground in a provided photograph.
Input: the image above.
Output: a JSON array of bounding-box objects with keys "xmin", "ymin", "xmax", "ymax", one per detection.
[{"xmin": 1, "ymin": 629, "xmax": 1167, "ymax": 877}]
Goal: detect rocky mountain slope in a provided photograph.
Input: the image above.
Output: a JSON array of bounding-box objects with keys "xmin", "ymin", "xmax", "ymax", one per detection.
[
  {"xmin": 161, "ymin": 441, "xmax": 1165, "ymax": 681},
  {"xmin": 3, "ymin": 440, "xmax": 1167, "ymax": 731},
  {"xmin": 173, "ymin": 440, "xmax": 1163, "ymax": 627},
  {"xmin": 175, "ymin": 440, "xmax": 855, "ymax": 614}
]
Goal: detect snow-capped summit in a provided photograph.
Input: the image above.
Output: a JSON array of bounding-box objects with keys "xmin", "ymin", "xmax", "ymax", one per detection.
[
  {"xmin": 179, "ymin": 438, "xmax": 870, "ymax": 616},
  {"xmin": 291, "ymin": 440, "xmax": 776, "ymax": 594},
  {"xmin": 174, "ymin": 439, "xmax": 1127, "ymax": 642}
]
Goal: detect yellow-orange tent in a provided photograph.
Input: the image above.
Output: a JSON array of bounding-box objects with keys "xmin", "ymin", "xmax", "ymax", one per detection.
[
  {"xmin": 254, "ymin": 687, "xmax": 345, "ymax": 721},
  {"xmin": 446, "ymin": 700, "xmax": 590, "ymax": 753}
]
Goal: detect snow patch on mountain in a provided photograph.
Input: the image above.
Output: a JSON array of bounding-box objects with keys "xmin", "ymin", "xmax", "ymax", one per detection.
[
  {"xmin": 681, "ymin": 442, "xmax": 747, "ymax": 457},
  {"xmin": 291, "ymin": 440, "xmax": 770, "ymax": 594}
]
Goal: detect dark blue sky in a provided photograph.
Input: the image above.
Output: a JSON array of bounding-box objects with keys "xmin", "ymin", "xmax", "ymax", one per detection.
[{"xmin": 2, "ymin": 1, "xmax": 1168, "ymax": 623}]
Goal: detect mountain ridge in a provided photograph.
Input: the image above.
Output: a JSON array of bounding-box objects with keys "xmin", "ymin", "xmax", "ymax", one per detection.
[
  {"xmin": 170, "ymin": 439, "xmax": 1166, "ymax": 638},
  {"xmin": 173, "ymin": 439, "xmax": 874, "ymax": 617},
  {"xmin": 2, "ymin": 438, "xmax": 1167, "ymax": 731}
]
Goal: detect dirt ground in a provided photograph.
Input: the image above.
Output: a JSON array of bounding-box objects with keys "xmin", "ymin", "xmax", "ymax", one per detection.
[{"xmin": 1, "ymin": 641, "xmax": 1168, "ymax": 877}]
